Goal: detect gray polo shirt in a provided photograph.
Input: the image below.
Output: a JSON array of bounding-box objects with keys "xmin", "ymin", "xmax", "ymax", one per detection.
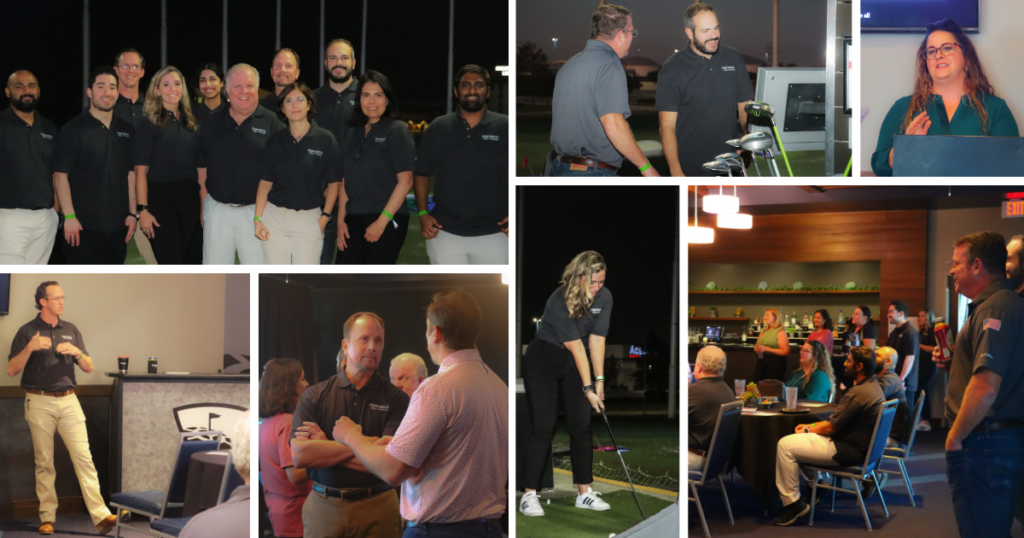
[
  {"xmin": 179, "ymin": 484, "xmax": 249, "ymax": 538},
  {"xmin": 944, "ymin": 279, "xmax": 1024, "ymax": 424},
  {"xmin": 876, "ymin": 371, "xmax": 908, "ymax": 441},
  {"xmin": 688, "ymin": 376, "xmax": 736, "ymax": 451},
  {"xmin": 550, "ymin": 39, "xmax": 631, "ymax": 167}
]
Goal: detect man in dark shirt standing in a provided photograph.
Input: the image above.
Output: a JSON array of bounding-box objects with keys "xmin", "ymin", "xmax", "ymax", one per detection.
[
  {"xmin": 885, "ymin": 300, "xmax": 920, "ymax": 412},
  {"xmin": 0, "ymin": 70, "xmax": 60, "ymax": 264},
  {"xmin": 313, "ymin": 38, "xmax": 358, "ymax": 264},
  {"xmin": 54, "ymin": 66, "xmax": 137, "ymax": 265},
  {"xmin": 688, "ymin": 345, "xmax": 736, "ymax": 471},
  {"xmin": 290, "ymin": 312, "xmax": 409, "ymax": 538},
  {"xmin": 415, "ymin": 65, "xmax": 508, "ymax": 265},
  {"xmin": 6, "ymin": 281, "xmax": 118, "ymax": 535},
  {"xmin": 258, "ymin": 49, "xmax": 300, "ymax": 111},
  {"xmin": 773, "ymin": 346, "xmax": 884, "ymax": 526},
  {"xmin": 112, "ymin": 48, "xmax": 145, "ymax": 128},
  {"xmin": 656, "ymin": 3, "xmax": 753, "ymax": 177}
]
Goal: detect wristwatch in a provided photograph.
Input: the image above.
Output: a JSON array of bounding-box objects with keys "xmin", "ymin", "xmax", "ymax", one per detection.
[
  {"xmin": 137, "ymin": 204, "xmax": 149, "ymax": 212},
  {"xmin": 581, "ymin": 384, "xmax": 595, "ymax": 395},
  {"xmin": 321, "ymin": 211, "xmax": 333, "ymax": 222}
]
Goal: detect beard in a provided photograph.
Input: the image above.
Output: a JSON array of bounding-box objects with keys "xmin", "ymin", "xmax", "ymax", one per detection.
[
  {"xmin": 842, "ymin": 366, "xmax": 858, "ymax": 385},
  {"xmin": 458, "ymin": 95, "xmax": 485, "ymax": 113},
  {"xmin": 92, "ymin": 99, "xmax": 114, "ymax": 112},
  {"xmin": 694, "ymin": 36, "xmax": 720, "ymax": 56},
  {"xmin": 1009, "ymin": 261, "xmax": 1024, "ymax": 289},
  {"xmin": 328, "ymin": 67, "xmax": 353, "ymax": 84},
  {"xmin": 12, "ymin": 94, "xmax": 38, "ymax": 112}
]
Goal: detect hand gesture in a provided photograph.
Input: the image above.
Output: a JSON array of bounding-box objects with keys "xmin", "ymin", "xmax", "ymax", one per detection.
[
  {"xmin": 420, "ymin": 213, "xmax": 442, "ymax": 239},
  {"xmin": 65, "ymin": 218, "xmax": 83, "ymax": 247},
  {"xmin": 125, "ymin": 216, "xmax": 137, "ymax": 243},
  {"xmin": 254, "ymin": 220, "xmax": 270, "ymax": 241},
  {"xmin": 333, "ymin": 416, "xmax": 362, "ymax": 446},
  {"xmin": 498, "ymin": 216, "xmax": 509, "ymax": 237},
  {"xmin": 140, "ymin": 211, "xmax": 160, "ymax": 239},
  {"xmin": 364, "ymin": 222, "xmax": 385, "ymax": 243},
  {"xmin": 294, "ymin": 421, "xmax": 327, "ymax": 441},
  {"xmin": 585, "ymin": 391, "xmax": 603, "ymax": 413},
  {"xmin": 29, "ymin": 332, "xmax": 52, "ymax": 352},
  {"xmin": 337, "ymin": 221, "xmax": 350, "ymax": 251},
  {"xmin": 933, "ymin": 347, "xmax": 952, "ymax": 374},
  {"xmin": 905, "ymin": 111, "xmax": 932, "ymax": 136},
  {"xmin": 56, "ymin": 342, "xmax": 82, "ymax": 358},
  {"xmin": 595, "ymin": 382, "xmax": 605, "ymax": 402}
]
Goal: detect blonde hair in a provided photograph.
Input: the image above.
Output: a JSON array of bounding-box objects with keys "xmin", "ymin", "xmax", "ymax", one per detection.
[
  {"xmin": 764, "ymin": 308, "xmax": 781, "ymax": 329},
  {"xmin": 143, "ymin": 66, "xmax": 197, "ymax": 131},
  {"xmin": 561, "ymin": 251, "xmax": 606, "ymax": 319},
  {"xmin": 232, "ymin": 409, "xmax": 251, "ymax": 478}
]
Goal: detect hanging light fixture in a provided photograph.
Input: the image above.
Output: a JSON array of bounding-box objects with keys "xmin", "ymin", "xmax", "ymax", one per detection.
[
  {"xmin": 703, "ymin": 184, "xmax": 740, "ymax": 214},
  {"xmin": 688, "ymin": 188, "xmax": 714, "ymax": 244},
  {"xmin": 717, "ymin": 185, "xmax": 752, "ymax": 229}
]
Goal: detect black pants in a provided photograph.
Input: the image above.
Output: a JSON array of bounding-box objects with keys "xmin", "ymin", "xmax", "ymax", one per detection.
[
  {"xmin": 320, "ymin": 205, "xmax": 339, "ymax": 264},
  {"xmin": 63, "ymin": 227, "xmax": 127, "ymax": 264},
  {"xmin": 148, "ymin": 179, "xmax": 202, "ymax": 264},
  {"xmin": 522, "ymin": 338, "xmax": 593, "ymax": 489},
  {"xmin": 753, "ymin": 355, "xmax": 787, "ymax": 382},
  {"xmin": 917, "ymin": 358, "xmax": 937, "ymax": 421},
  {"xmin": 334, "ymin": 213, "xmax": 408, "ymax": 265}
]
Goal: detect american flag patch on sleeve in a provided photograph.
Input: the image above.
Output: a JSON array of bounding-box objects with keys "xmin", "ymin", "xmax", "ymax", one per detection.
[{"xmin": 983, "ymin": 318, "xmax": 1002, "ymax": 331}]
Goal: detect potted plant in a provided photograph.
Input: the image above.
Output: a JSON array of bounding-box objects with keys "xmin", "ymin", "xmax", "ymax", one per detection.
[{"xmin": 709, "ymin": 306, "xmax": 718, "ymax": 318}]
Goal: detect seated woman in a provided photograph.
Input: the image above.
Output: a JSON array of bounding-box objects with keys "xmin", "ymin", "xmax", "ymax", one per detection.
[
  {"xmin": 871, "ymin": 19, "xmax": 1018, "ymax": 176},
  {"xmin": 785, "ymin": 340, "xmax": 835, "ymax": 402}
]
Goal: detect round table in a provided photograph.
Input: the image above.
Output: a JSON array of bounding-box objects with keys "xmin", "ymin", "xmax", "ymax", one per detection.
[
  {"xmin": 730, "ymin": 402, "xmax": 838, "ymax": 513},
  {"xmin": 183, "ymin": 450, "xmax": 230, "ymax": 516}
]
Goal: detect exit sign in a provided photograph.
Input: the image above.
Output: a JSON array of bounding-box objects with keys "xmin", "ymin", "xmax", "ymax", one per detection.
[{"xmin": 1003, "ymin": 200, "xmax": 1024, "ymax": 218}]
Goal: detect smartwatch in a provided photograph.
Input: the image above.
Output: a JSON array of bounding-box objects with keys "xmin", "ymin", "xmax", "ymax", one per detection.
[{"xmin": 581, "ymin": 384, "xmax": 595, "ymax": 395}]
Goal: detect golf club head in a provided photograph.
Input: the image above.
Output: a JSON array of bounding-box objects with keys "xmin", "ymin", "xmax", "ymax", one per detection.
[
  {"xmin": 715, "ymin": 153, "xmax": 745, "ymax": 176},
  {"xmin": 725, "ymin": 138, "xmax": 742, "ymax": 149},
  {"xmin": 740, "ymin": 131, "xmax": 774, "ymax": 152},
  {"xmin": 745, "ymin": 100, "xmax": 775, "ymax": 117},
  {"xmin": 702, "ymin": 160, "xmax": 732, "ymax": 177}
]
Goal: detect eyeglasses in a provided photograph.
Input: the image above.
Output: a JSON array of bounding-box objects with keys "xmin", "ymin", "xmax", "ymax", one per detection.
[
  {"xmin": 284, "ymin": 96, "xmax": 306, "ymax": 105},
  {"xmin": 119, "ymin": 64, "xmax": 142, "ymax": 71},
  {"xmin": 924, "ymin": 43, "xmax": 960, "ymax": 60},
  {"xmin": 44, "ymin": 296, "xmax": 68, "ymax": 302},
  {"xmin": 624, "ymin": 28, "xmax": 638, "ymax": 38}
]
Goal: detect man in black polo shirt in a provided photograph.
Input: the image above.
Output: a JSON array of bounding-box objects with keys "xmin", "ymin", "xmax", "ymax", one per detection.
[
  {"xmin": 773, "ymin": 346, "xmax": 884, "ymax": 526},
  {"xmin": 290, "ymin": 312, "xmax": 408, "ymax": 537},
  {"xmin": 688, "ymin": 346, "xmax": 736, "ymax": 471},
  {"xmin": 415, "ymin": 65, "xmax": 508, "ymax": 265},
  {"xmin": 313, "ymin": 38, "xmax": 358, "ymax": 264},
  {"xmin": 0, "ymin": 70, "xmax": 60, "ymax": 264},
  {"xmin": 7, "ymin": 281, "xmax": 118, "ymax": 535},
  {"xmin": 258, "ymin": 49, "xmax": 300, "ymax": 111},
  {"xmin": 885, "ymin": 299, "xmax": 920, "ymax": 413},
  {"xmin": 197, "ymin": 63, "xmax": 285, "ymax": 265},
  {"xmin": 656, "ymin": 3, "xmax": 753, "ymax": 177},
  {"xmin": 112, "ymin": 48, "xmax": 146, "ymax": 128},
  {"xmin": 54, "ymin": 66, "xmax": 136, "ymax": 265}
]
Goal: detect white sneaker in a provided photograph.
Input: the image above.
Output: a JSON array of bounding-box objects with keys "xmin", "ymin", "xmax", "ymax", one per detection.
[
  {"xmin": 575, "ymin": 488, "xmax": 611, "ymax": 511},
  {"xmin": 917, "ymin": 420, "xmax": 932, "ymax": 432},
  {"xmin": 519, "ymin": 491, "xmax": 545, "ymax": 517}
]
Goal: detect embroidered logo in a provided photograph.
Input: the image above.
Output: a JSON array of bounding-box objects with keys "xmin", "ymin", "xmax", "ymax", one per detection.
[
  {"xmin": 61, "ymin": 335, "xmax": 73, "ymax": 340},
  {"xmin": 721, "ymin": 66, "xmax": 736, "ymax": 72},
  {"xmin": 983, "ymin": 318, "xmax": 1002, "ymax": 331},
  {"xmin": 369, "ymin": 403, "xmax": 389, "ymax": 412},
  {"xmin": 308, "ymin": 149, "xmax": 323, "ymax": 157},
  {"xmin": 41, "ymin": 133, "xmax": 54, "ymax": 140},
  {"xmin": 251, "ymin": 127, "xmax": 267, "ymax": 135},
  {"xmin": 350, "ymin": 100, "xmax": 356, "ymax": 106},
  {"xmin": 590, "ymin": 307, "xmax": 602, "ymax": 314},
  {"xmin": 116, "ymin": 132, "xmax": 130, "ymax": 138},
  {"xmin": 374, "ymin": 137, "xmax": 387, "ymax": 143},
  {"xmin": 481, "ymin": 134, "xmax": 500, "ymax": 141}
]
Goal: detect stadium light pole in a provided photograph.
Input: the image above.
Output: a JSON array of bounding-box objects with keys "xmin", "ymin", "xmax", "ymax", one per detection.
[
  {"xmin": 360, "ymin": 0, "xmax": 367, "ymax": 75},
  {"xmin": 83, "ymin": 0, "xmax": 89, "ymax": 108},
  {"xmin": 320, "ymin": 0, "xmax": 325, "ymax": 87},
  {"xmin": 446, "ymin": 0, "xmax": 454, "ymax": 114},
  {"xmin": 161, "ymin": 0, "xmax": 167, "ymax": 67},
  {"xmin": 667, "ymin": 192, "xmax": 679, "ymax": 419},
  {"xmin": 222, "ymin": 0, "xmax": 228, "ymax": 72},
  {"xmin": 275, "ymin": 0, "xmax": 281, "ymax": 51},
  {"xmin": 552, "ymin": 38, "xmax": 558, "ymax": 63}
]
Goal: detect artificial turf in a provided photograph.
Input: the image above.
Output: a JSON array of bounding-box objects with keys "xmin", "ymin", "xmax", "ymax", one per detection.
[
  {"xmin": 516, "ymin": 490, "xmax": 675, "ymax": 538},
  {"xmin": 551, "ymin": 414, "xmax": 679, "ymax": 488}
]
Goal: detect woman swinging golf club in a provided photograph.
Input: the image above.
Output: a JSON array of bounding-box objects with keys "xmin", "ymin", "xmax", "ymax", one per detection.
[{"xmin": 520, "ymin": 251, "xmax": 613, "ymax": 517}]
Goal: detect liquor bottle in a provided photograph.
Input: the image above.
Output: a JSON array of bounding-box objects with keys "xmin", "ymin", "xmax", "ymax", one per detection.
[
  {"xmin": 803, "ymin": 310, "xmax": 810, "ymax": 329},
  {"xmin": 838, "ymin": 309, "xmax": 845, "ymax": 326}
]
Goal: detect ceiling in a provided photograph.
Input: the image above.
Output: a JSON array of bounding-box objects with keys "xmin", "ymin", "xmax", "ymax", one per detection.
[{"xmin": 260, "ymin": 273, "xmax": 503, "ymax": 291}]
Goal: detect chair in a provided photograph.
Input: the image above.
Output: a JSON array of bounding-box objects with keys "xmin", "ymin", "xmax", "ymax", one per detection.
[
  {"xmin": 111, "ymin": 432, "xmax": 224, "ymax": 538},
  {"xmin": 805, "ymin": 399, "xmax": 898, "ymax": 531},
  {"xmin": 688, "ymin": 400, "xmax": 743, "ymax": 538},
  {"xmin": 878, "ymin": 390, "xmax": 926, "ymax": 507},
  {"xmin": 756, "ymin": 379, "xmax": 784, "ymax": 399},
  {"xmin": 151, "ymin": 452, "xmax": 243, "ymax": 538}
]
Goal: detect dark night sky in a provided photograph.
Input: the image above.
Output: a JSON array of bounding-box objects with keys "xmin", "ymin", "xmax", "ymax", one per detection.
[
  {"xmin": 518, "ymin": 186, "xmax": 678, "ymax": 351},
  {"xmin": 2, "ymin": 0, "xmax": 508, "ymax": 127},
  {"xmin": 517, "ymin": 0, "xmax": 826, "ymax": 67}
]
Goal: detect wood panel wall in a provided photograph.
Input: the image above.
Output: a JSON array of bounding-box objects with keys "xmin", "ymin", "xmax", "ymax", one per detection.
[{"xmin": 689, "ymin": 209, "xmax": 929, "ymax": 342}]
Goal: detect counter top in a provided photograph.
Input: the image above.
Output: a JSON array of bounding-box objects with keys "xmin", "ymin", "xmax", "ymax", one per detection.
[{"xmin": 106, "ymin": 372, "xmax": 250, "ymax": 382}]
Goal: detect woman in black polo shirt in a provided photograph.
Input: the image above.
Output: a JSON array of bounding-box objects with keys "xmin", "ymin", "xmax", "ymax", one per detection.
[
  {"xmin": 254, "ymin": 82, "xmax": 339, "ymax": 264},
  {"xmin": 334, "ymin": 70, "xmax": 415, "ymax": 265},
  {"xmin": 192, "ymin": 63, "xmax": 227, "ymax": 124},
  {"xmin": 135, "ymin": 65, "xmax": 202, "ymax": 264},
  {"xmin": 520, "ymin": 251, "xmax": 614, "ymax": 517},
  {"xmin": 842, "ymin": 305, "xmax": 877, "ymax": 354}
]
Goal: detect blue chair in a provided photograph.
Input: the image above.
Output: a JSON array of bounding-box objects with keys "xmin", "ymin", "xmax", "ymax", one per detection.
[
  {"xmin": 151, "ymin": 451, "xmax": 243, "ymax": 538},
  {"xmin": 806, "ymin": 399, "xmax": 898, "ymax": 531},
  {"xmin": 878, "ymin": 390, "xmax": 926, "ymax": 507},
  {"xmin": 688, "ymin": 400, "xmax": 743, "ymax": 538},
  {"xmin": 111, "ymin": 432, "xmax": 224, "ymax": 538}
]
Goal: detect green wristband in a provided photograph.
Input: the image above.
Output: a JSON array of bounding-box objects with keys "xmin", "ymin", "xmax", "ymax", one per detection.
[
  {"xmin": 65, "ymin": 213, "xmax": 76, "ymax": 220},
  {"xmin": 417, "ymin": 210, "xmax": 428, "ymax": 217},
  {"xmin": 638, "ymin": 161, "xmax": 651, "ymax": 172},
  {"xmin": 382, "ymin": 210, "xmax": 394, "ymax": 220},
  {"xmin": 254, "ymin": 216, "xmax": 261, "ymax": 222}
]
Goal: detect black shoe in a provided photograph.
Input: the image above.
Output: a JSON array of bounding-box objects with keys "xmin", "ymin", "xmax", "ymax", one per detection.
[
  {"xmin": 861, "ymin": 473, "xmax": 887, "ymax": 499},
  {"xmin": 773, "ymin": 500, "xmax": 810, "ymax": 526}
]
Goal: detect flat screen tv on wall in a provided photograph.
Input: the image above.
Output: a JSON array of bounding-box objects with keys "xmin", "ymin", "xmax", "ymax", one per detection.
[
  {"xmin": 0, "ymin": 274, "xmax": 10, "ymax": 316},
  {"xmin": 861, "ymin": 0, "xmax": 979, "ymax": 33}
]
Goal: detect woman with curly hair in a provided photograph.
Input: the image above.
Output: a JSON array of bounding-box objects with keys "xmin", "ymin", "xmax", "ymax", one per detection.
[
  {"xmin": 258, "ymin": 359, "xmax": 311, "ymax": 538},
  {"xmin": 785, "ymin": 340, "xmax": 836, "ymax": 402},
  {"xmin": 871, "ymin": 19, "xmax": 1018, "ymax": 176},
  {"xmin": 520, "ymin": 251, "xmax": 613, "ymax": 517}
]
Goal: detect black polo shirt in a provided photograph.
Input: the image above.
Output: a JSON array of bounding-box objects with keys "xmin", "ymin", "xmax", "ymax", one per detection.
[
  {"xmin": 9, "ymin": 314, "xmax": 87, "ymax": 392},
  {"xmin": 655, "ymin": 45, "xmax": 753, "ymax": 176},
  {"xmin": 0, "ymin": 107, "xmax": 59, "ymax": 210},
  {"xmin": 258, "ymin": 92, "xmax": 282, "ymax": 113},
  {"xmin": 260, "ymin": 121, "xmax": 342, "ymax": 210},
  {"xmin": 828, "ymin": 374, "xmax": 884, "ymax": 466},
  {"xmin": 53, "ymin": 110, "xmax": 134, "ymax": 232},
  {"xmin": 134, "ymin": 114, "xmax": 200, "ymax": 183},
  {"xmin": 290, "ymin": 369, "xmax": 409, "ymax": 488},
  {"xmin": 886, "ymin": 321, "xmax": 920, "ymax": 392},
  {"xmin": 876, "ymin": 371, "xmax": 909, "ymax": 441},
  {"xmin": 414, "ymin": 109, "xmax": 508, "ymax": 237},
  {"xmin": 342, "ymin": 119, "xmax": 415, "ymax": 215},
  {"xmin": 113, "ymin": 93, "xmax": 146, "ymax": 128},
  {"xmin": 688, "ymin": 376, "xmax": 736, "ymax": 451},
  {"xmin": 842, "ymin": 323, "xmax": 877, "ymax": 354},
  {"xmin": 536, "ymin": 285, "xmax": 613, "ymax": 348},
  {"xmin": 197, "ymin": 105, "xmax": 285, "ymax": 205},
  {"xmin": 192, "ymin": 96, "xmax": 227, "ymax": 125},
  {"xmin": 313, "ymin": 84, "xmax": 358, "ymax": 150}
]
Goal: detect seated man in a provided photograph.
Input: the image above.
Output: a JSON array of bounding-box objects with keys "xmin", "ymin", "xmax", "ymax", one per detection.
[
  {"xmin": 688, "ymin": 345, "xmax": 735, "ymax": 471},
  {"xmin": 875, "ymin": 346, "xmax": 910, "ymax": 447},
  {"xmin": 773, "ymin": 346, "xmax": 884, "ymax": 526},
  {"xmin": 179, "ymin": 410, "xmax": 250, "ymax": 538}
]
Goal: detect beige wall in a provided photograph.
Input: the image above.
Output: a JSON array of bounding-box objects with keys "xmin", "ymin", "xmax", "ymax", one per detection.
[{"xmin": 0, "ymin": 274, "xmax": 227, "ymax": 386}]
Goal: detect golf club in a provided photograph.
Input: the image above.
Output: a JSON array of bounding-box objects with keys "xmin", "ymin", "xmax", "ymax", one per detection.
[
  {"xmin": 745, "ymin": 100, "xmax": 794, "ymax": 176},
  {"xmin": 715, "ymin": 153, "xmax": 746, "ymax": 177},
  {"xmin": 766, "ymin": 149, "xmax": 782, "ymax": 177},
  {"xmin": 598, "ymin": 405, "xmax": 646, "ymax": 519},
  {"xmin": 702, "ymin": 160, "xmax": 733, "ymax": 177},
  {"xmin": 739, "ymin": 132, "xmax": 775, "ymax": 177},
  {"xmin": 726, "ymin": 139, "xmax": 759, "ymax": 176}
]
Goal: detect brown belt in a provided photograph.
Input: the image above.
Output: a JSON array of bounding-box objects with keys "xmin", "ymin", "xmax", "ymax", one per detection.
[
  {"xmin": 558, "ymin": 155, "xmax": 618, "ymax": 171},
  {"xmin": 26, "ymin": 388, "xmax": 75, "ymax": 397}
]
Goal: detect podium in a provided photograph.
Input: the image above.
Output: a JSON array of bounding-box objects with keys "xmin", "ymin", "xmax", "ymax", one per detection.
[{"xmin": 893, "ymin": 134, "xmax": 1024, "ymax": 176}]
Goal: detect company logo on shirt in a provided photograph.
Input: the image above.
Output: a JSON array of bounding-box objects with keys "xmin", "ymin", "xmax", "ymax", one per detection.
[
  {"xmin": 252, "ymin": 127, "xmax": 267, "ymax": 135},
  {"xmin": 61, "ymin": 335, "xmax": 73, "ymax": 340},
  {"xmin": 721, "ymin": 66, "xmax": 736, "ymax": 72},
  {"xmin": 591, "ymin": 307, "xmax": 602, "ymax": 315},
  {"xmin": 369, "ymin": 403, "xmax": 389, "ymax": 412},
  {"xmin": 374, "ymin": 137, "xmax": 387, "ymax": 143},
  {"xmin": 481, "ymin": 134, "xmax": 500, "ymax": 141},
  {"xmin": 40, "ymin": 133, "xmax": 54, "ymax": 140},
  {"xmin": 116, "ymin": 131, "xmax": 130, "ymax": 138},
  {"xmin": 308, "ymin": 149, "xmax": 323, "ymax": 157},
  {"xmin": 350, "ymin": 100, "xmax": 355, "ymax": 106}
]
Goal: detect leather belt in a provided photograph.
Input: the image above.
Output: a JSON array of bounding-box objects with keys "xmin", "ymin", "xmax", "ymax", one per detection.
[
  {"xmin": 688, "ymin": 447, "xmax": 706, "ymax": 457},
  {"xmin": 26, "ymin": 388, "xmax": 75, "ymax": 397},
  {"xmin": 408, "ymin": 518, "xmax": 501, "ymax": 530},
  {"xmin": 312, "ymin": 482, "xmax": 392, "ymax": 501},
  {"xmin": 557, "ymin": 155, "xmax": 618, "ymax": 171},
  {"xmin": 972, "ymin": 419, "xmax": 1024, "ymax": 434}
]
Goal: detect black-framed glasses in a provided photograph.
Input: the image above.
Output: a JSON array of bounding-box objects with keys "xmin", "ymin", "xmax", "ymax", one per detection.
[{"xmin": 924, "ymin": 43, "xmax": 960, "ymax": 60}]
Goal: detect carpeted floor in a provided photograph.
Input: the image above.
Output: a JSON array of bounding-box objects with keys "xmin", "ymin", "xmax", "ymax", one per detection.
[
  {"xmin": 688, "ymin": 427, "xmax": 1024, "ymax": 537},
  {"xmin": 0, "ymin": 514, "xmax": 151, "ymax": 538}
]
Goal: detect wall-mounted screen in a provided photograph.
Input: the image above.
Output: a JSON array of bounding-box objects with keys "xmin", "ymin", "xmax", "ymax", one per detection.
[
  {"xmin": 861, "ymin": 0, "xmax": 979, "ymax": 33},
  {"xmin": 0, "ymin": 274, "xmax": 10, "ymax": 315}
]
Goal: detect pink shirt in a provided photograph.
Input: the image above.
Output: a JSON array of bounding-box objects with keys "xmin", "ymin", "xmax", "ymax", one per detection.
[
  {"xmin": 259, "ymin": 413, "xmax": 311, "ymax": 538},
  {"xmin": 807, "ymin": 329, "xmax": 835, "ymax": 356},
  {"xmin": 386, "ymin": 349, "xmax": 508, "ymax": 523}
]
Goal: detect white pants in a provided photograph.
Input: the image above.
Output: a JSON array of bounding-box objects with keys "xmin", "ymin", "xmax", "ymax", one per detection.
[
  {"xmin": 425, "ymin": 230, "xmax": 508, "ymax": 264},
  {"xmin": 0, "ymin": 208, "xmax": 58, "ymax": 264},
  {"xmin": 260, "ymin": 202, "xmax": 324, "ymax": 264},
  {"xmin": 688, "ymin": 450, "xmax": 705, "ymax": 472},
  {"xmin": 776, "ymin": 433, "xmax": 839, "ymax": 505},
  {"xmin": 24, "ymin": 393, "xmax": 111, "ymax": 526},
  {"xmin": 202, "ymin": 195, "xmax": 264, "ymax": 265}
]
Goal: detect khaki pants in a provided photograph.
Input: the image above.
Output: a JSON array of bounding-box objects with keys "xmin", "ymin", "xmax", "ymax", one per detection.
[
  {"xmin": 260, "ymin": 202, "xmax": 324, "ymax": 265},
  {"xmin": 0, "ymin": 208, "xmax": 58, "ymax": 264},
  {"xmin": 24, "ymin": 393, "xmax": 111, "ymax": 526},
  {"xmin": 202, "ymin": 195, "xmax": 264, "ymax": 265},
  {"xmin": 302, "ymin": 486, "xmax": 401, "ymax": 538}
]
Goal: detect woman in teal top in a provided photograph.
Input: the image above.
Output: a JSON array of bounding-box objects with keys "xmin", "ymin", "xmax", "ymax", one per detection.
[
  {"xmin": 785, "ymin": 340, "xmax": 835, "ymax": 402},
  {"xmin": 871, "ymin": 19, "xmax": 1019, "ymax": 176}
]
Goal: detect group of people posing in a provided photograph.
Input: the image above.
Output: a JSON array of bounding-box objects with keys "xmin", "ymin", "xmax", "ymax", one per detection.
[{"xmin": 1, "ymin": 40, "xmax": 508, "ymax": 265}]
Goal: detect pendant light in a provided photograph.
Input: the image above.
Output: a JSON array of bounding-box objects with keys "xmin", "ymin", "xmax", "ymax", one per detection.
[
  {"xmin": 703, "ymin": 185, "xmax": 740, "ymax": 214},
  {"xmin": 688, "ymin": 188, "xmax": 714, "ymax": 244}
]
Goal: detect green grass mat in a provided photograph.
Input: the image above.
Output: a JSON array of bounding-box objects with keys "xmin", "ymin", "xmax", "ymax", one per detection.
[
  {"xmin": 551, "ymin": 415, "xmax": 679, "ymax": 490},
  {"xmin": 517, "ymin": 490, "xmax": 674, "ymax": 538}
]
